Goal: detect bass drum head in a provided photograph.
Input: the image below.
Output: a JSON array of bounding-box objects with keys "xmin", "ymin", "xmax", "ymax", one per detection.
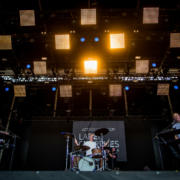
[{"xmin": 78, "ymin": 157, "xmax": 95, "ymax": 171}]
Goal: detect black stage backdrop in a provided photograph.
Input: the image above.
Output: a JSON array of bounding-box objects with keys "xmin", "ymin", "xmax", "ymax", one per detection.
[
  {"xmin": 72, "ymin": 121, "xmax": 127, "ymax": 161},
  {"xmin": 1, "ymin": 120, "xmax": 176, "ymax": 170}
]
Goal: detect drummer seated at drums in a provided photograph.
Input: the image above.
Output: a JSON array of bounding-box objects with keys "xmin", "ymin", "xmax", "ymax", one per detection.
[
  {"xmin": 75, "ymin": 133, "xmax": 109, "ymax": 156},
  {"xmin": 75, "ymin": 133, "xmax": 109, "ymax": 168}
]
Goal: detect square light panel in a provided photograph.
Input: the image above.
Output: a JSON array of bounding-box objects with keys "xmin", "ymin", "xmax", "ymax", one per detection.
[
  {"xmin": 84, "ymin": 61, "xmax": 97, "ymax": 74},
  {"xmin": 60, "ymin": 85, "xmax": 72, "ymax": 97},
  {"xmin": 136, "ymin": 60, "xmax": 149, "ymax": 74},
  {"xmin": 143, "ymin": 7, "xmax": 159, "ymax": 24},
  {"xmin": 0, "ymin": 35, "xmax": 12, "ymax": 50},
  {"xmin": 33, "ymin": 61, "xmax": 47, "ymax": 74},
  {"xmin": 157, "ymin": 84, "xmax": 170, "ymax": 95},
  {"xmin": 55, "ymin": 35, "xmax": 70, "ymax": 49},
  {"xmin": 81, "ymin": 9, "xmax": 96, "ymax": 25},
  {"xmin": 170, "ymin": 33, "xmax": 180, "ymax": 48},
  {"xmin": 110, "ymin": 34, "xmax": 125, "ymax": 49},
  {"xmin": 19, "ymin": 10, "xmax": 35, "ymax": 26},
  {"xmin": 14, "ymin": 85, "xmax": 26, "ymax": 97},
  {"xmin": 109, "ymin": 85, "xmax": 122, "ymax": 97}
]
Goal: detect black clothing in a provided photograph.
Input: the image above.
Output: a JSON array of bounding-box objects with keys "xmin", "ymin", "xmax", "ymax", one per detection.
[{"xmin": 108, "ymin": 153, "xmax": 117, "ymax": 169}]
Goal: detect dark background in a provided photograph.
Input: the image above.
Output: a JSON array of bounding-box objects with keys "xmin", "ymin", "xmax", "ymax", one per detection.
[
  {"xmin": 1, "ymin": 0, "xmax": 180, "ymax": 172},
  {"xmin": 0, "ymin": 119, "xmax": 176, "ymax": 171}
]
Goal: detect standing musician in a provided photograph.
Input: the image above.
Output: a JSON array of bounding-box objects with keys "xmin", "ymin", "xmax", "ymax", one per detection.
[
  {"xmin": 168, "ymin": 113, "xmax": 180, "ymax": 161},
  {"xmin": 172, "ymin": 112, "xmax": 180, "ymax": 140},
  {"xmin": 107, "ymin": 147, "xmax": 117, "ymax": 170}
]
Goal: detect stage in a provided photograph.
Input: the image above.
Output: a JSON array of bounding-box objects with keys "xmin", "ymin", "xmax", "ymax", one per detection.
[{"xmin": 0, "ymin": 171, "xmax": 180, "ymax": 180}]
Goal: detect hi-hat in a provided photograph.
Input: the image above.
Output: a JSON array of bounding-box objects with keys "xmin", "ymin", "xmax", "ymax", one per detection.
[
  {"xmin": 74, "ymin": 145, "xmax": 90, "ymax": 151},
  {"xmin": 94, "ymin": 128, "xmax": 109, "ymax": 136},
  {"xmin": 61, "ymin": 132, "xmax": 74, "ymax": 138}
]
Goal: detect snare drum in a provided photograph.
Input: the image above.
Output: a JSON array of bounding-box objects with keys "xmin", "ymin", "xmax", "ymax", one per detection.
[
  {"xmin": 78, "ymin": 157, "xmax": 95, "ymax": 171},
  {"xmin": 92, "ymin": 148, "xmax": 102, "ymax": 158},
  {"xmin": 71, "ymin": 155, "xmax": 82, "ymax": 168}
]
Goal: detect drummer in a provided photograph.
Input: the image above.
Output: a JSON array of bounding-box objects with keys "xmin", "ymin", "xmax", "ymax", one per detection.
[{"xmin": 75, "ymin": 133, "xmax": 109, "ymax": 156}]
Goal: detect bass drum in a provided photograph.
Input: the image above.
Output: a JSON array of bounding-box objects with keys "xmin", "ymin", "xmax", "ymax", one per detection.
[{"xmin": 78, "ymin": 157, "xmax": 95, "ymax": 171}]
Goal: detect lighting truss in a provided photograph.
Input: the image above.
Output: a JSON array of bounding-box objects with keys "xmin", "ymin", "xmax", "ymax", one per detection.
[
  {"xmin": 0, "ymin": 35, "xmax": 12, "ymax": 50},
  {"xmin": 19, "ymin": 10, "xmax": 35, "ymax": 26},
  {"xmin": 81, "ymin": 9, "xmax": 96, "ymax": 25},
  {"xmin": 143, "ymin": 7, "xmax": 159, "ymax": 24},
  {"xmin": 1, "ymin": 76, "xmax": 178, "ymax": 84},
  {"xmin": 55, "ymin": 34, "xmax": 70, "ymax": 49}
]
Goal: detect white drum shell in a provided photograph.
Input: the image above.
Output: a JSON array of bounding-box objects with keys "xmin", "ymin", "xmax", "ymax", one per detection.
[{"xmin": 78, "ymin": 157, "xmax": 95, "ymax": 171}]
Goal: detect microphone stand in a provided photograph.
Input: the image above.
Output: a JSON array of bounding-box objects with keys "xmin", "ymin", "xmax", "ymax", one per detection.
[
  {"xmin": 84, "ymin": 121, "xmax": 92, "ymax": 142},
  {"xmin": 0, "ymin": 125, "xmax": 20, "ymax": 170}
]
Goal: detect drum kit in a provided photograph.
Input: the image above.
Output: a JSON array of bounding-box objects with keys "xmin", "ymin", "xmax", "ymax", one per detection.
[{"xmin": 61, "ymin": 128, "xmax": 111, "ymax": 171}]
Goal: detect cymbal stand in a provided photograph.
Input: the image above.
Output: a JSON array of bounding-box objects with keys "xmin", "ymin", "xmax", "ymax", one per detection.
[{"xmin": 101, "ymin": 133, "xmax": 104, "ymax": 171}]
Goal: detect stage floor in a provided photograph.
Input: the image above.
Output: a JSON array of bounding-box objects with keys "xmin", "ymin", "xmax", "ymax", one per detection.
[{"xmin": 0, "ymin": 171, "xmax": 180, "ymax": 180}]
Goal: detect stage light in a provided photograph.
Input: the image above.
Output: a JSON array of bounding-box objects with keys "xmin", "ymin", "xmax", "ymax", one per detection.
[
  {"xmin": 109, "ymin": 84, "xmax": 122, "ymax": 97},
  {"xmin": 125, "ymin": 86, "xmax": 129, "ymax": 90},
  {"xmin": 0, "ymin": 35, "xmax": 12, "ymax": 50},
  {"xmin": 80, "ymin": 37, "xmax": 85, "ymax": 42},
  {"xmin": 94, "ymin": 37, "xmax": 99, "ymax": 42},
  {"xmin": 52, "ymin": 87, "xmax": 56, "ymax": 91},
  {"xmin": 136, "ymin": 60, "xmax": 149, "ymax": 74},
  {"xmin": 81, "ymin": 9, "xmax": 96, "ymax": 25},
  {"xmin": 157, "ymin": 84, "xmax": 170, "ymax": 95},
  {"xmin": 135, "ymin": 56, "xmax": 141, "ymax": 59},
  {"xmin": 170, "ymin": 33, "xmax": 180, "ymax": 48},
  {"xmin": 174, "ymin": 85, "xmax": 178, "ymax": 90},
  {"xmin": 33, "ymin": 61, "xmax": 47, "ymax": 74},
  {"xmin": 5, "ymin": 87, "xmax": 9, "ymax": 92},
  {"xmin": 84, "ymin": 61, "xmax": 97, "ymax": 74},
  {"xmin": 60, "ymin": 85, "xmax": 72, "ymax": 97},
  {"xmin": 55, "ymin": 34, "xmax": 70, "ymax": 49},
  {"xmin": 2, "ymin": 58, "xmax": 7, "ymax": 61},
  {"xmin": 113, "ymin": 68, "xmax": 118, "ymax": 73},
  {"xmin": 76, "ymin": 88, "xmax": 81, "ymax": 95},
  {"xmin": 19, "ymin": 10, "xmax": 35, "ymax": 26},
  {"xmin": 143, "ymin": 7, "xmax": 159, "ymax": 24},
  {"xmin": 64, "ymin": 68, "xmax": 70, "ymax": 74},
  {"xmin": 110, "ymin": 34, "xmax": 125, "ymax": 49},
  {"xmin": 101, "ymin": 88, "xmax": 106, "ymax": 95},
  {"xmin": 41, "ymin": 57, "xmax": 47, "ymax": 60},
  {"xmin": 152, "ymin": 63, "xmax": 156, "ymax": 67},
  {"xmin": 26, "ymin": 64, "xmax": 31, "ymax": 69},
  {"xmin": 14, "ymin": 85, "xmax": 26, "ymax": 97}
]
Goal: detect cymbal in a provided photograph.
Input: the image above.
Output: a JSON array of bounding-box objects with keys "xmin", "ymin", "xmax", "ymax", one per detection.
[
  {"xmin": 61, "ymin": 132, "xmax": 74, "ymax": 138},
  {"xmin": 74, "ymin": 145, "xmax": 90, "ymax": 151},
  {"xmin": 103, "ymin": 147, "xmax": 111, "ymax": 150},
  {"xmin": 94, "ymin": 128, "xmax": 109, "ymax": 136}
]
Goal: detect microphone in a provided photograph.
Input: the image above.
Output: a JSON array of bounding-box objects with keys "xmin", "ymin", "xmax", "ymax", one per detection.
[
  {"xmin": 89, "ymin": 162, "xmax": 93, "ymax": 166},
  {"xmin": 172, "ymin": 120, "xmax": 177, "ymax": 125}
]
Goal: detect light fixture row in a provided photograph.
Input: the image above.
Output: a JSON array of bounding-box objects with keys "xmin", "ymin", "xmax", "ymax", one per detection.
[{"xmin": 6, "ymin": 83, "xmax": 176, "ymax": 97}]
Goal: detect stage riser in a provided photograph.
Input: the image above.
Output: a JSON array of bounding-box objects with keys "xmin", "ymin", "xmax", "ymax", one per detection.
[{"xmin": 0, "ymin": 171, "xmax": 180, "ymax": 180}]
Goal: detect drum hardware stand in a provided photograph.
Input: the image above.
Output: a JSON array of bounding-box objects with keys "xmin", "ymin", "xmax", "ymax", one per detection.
[
  {"xmin": 101, "ymin": 132, "xmax": 105, "ymax": 171},
  {"xmin": 69, "ymin": 150, "xmax": 80, "ymax": 171}
]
